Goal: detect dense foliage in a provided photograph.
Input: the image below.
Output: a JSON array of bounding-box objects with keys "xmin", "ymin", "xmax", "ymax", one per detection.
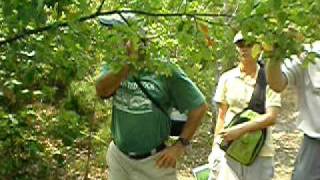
[{"xmin": 0, "ymin": 0, "xmax": 319, "ymax": 179}]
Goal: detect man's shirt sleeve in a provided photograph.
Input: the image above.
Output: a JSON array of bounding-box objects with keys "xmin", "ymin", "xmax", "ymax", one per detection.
[
  {"xmin": 168, "ymin": 67, "xmax": 206, "ymax": 113},
  {"xmin": 282, "ymin": 57, "xmax": 304, "ymax": 88}
]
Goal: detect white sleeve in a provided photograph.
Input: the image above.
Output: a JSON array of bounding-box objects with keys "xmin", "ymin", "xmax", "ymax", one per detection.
[
  {"xmin": 213, "ymin": 74, "xmax": 227, "ymax": 104},
  {"xmin": 282, "ymin": 56, "xmax": 304, "ymax": 88}
]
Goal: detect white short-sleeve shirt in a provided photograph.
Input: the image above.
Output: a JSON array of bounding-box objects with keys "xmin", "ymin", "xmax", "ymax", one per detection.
[
  {"xmin": 282, "ymin": 56, "xmax": 320, "ymax": 138},
  {"xmin": 214, "ymin": 65, "xmax": 281, "ymax": 157}
]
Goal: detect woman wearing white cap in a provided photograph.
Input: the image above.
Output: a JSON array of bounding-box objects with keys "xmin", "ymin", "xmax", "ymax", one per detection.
[{"xmin": 209, "ymin": 31, "xmax": 281, "ymax": 180}]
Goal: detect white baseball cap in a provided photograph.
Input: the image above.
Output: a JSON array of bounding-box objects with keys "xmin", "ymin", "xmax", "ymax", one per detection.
[
  {"xmin": 233, "ymin": 31, "xmax": 244, "ymax": 44},
  {"xmin": 98, "ymin": 12, "xmax": 136, "ymax": 27},
  {"xmin": 98, "ymin": 12, "xmax": 148, "ymax": 39}
]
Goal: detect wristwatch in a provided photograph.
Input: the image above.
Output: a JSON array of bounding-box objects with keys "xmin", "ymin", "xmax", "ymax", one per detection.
[{"xmin": 178, "ymin": 137, "xmax": 190, "ymax": 146}]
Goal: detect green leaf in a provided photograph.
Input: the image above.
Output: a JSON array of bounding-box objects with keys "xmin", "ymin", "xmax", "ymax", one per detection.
[
  {"xmin": 33, "ymin": 90, "xmax": 43, "ymax": 95},
  {"xmin": 11, "ymin": 79, "xmax": 22, "ymax": 85},
  {"xmin": 277, "ymin": 11, "xmax": 287, "ymax": 25},
  {"xmin": 272, "ymin": 0, "xmax": 282, "ymax": 11}
]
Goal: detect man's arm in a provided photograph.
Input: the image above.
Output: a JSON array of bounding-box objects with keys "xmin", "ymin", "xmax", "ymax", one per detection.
[
  {"xmin": 266, "ymin": 60, "xmax": 288, "ymax": 92},
  {"xmin": 96, "ymin": 40, "xmax": 137, "ymax": 98},
  {"xmin": 95, "ymin": 64, "xmax": 129, "ymax": 98},
  {"xmin": 179, "ymin": 103, "xmax": 208, "ymax": 140},
  {"xmin": 156, "ymin": 103, "xmax": 208, "ymax": 168}
]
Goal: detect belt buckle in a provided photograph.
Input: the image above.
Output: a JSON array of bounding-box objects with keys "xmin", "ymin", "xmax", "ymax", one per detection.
[
  {"xmin": 128, "ymin": 151, "xmax": 151, "ymax": 159},
  {"xmin": 150, "ymin": 148, "xmax": 157, "ymax": 156},
  {"xmin": 127, "ymin": 144, "xmax": 164, "ymax": 159},
  {"xmin": 128, "ymin": 152, "xmax": 137, "ymax": 156}
]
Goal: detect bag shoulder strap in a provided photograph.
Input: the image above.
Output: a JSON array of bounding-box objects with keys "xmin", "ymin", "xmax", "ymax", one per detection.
[
  {"xmin": 132, "ymin": 76, "xmax": 169, "ymax": 117},
  {"xmin": 227, "ymin": 62, "xmax": 267, "ymax": 127},
  {"xmin": 247, "ymin": 61, "xmax": 267, "ymax": 114}
]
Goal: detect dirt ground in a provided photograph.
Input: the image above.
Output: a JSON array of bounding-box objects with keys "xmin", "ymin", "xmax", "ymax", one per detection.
[{"xmin": 177, "ymin": 89, "xmax": 302, "ymax": 180}]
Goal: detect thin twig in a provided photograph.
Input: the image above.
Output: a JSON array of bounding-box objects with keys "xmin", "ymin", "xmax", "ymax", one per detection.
[
  {"xmin": 177, "ymin": 0, "xmax": 186, "ymax": 13},
  {"xmin": 195, "ymin": 17, "xmax": 229, "ymax": 27},
  {"xmin": 227, "ymin": 0, "xmax": 240, "ymax": 24},
  {"xmin": 96, "ymin": 0, "xmax": 106, "ymax": 14},
  {"xmin": 111, "ymin": 10, "xmax": 233, "ymax": 18}
]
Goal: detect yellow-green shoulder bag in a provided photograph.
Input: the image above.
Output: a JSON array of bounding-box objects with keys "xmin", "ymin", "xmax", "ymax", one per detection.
[{"xmin": 220, "ymin": 62, "xmax": 267, "ymax": 166}]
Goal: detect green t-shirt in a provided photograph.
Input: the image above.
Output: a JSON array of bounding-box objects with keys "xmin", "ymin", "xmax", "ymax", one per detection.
[{"xmin": 98, "ymin": 65, "xmax": 206, "ymax": 154}]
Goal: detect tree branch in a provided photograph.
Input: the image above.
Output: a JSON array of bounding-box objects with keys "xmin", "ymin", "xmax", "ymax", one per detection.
[
  {"xmin": 113, "ymin": 9, "xmax": 233, "ymax": 18},
  {"xmin": 0, "ymin": 9, "xmax": 233, "ymax": 47},
  {"xmin": 95, "ymin": 0, "xmax": 106, "ymax": 14},
  {"xmin": 195, "ymin": 17, "xmax": 229, "ymax": 27}
]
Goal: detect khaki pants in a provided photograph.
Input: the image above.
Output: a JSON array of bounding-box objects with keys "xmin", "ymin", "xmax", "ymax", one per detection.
[
  {"xmin": 292, "ymin": 135, "xmax": 320, "ymax": 180},
  {"xmin": 106, "ymin": 141, "xmax": 177, "ymax": 180},
  {"xmin": 215, "ymin": 156, "xmax": 274, "ymax": 180}
]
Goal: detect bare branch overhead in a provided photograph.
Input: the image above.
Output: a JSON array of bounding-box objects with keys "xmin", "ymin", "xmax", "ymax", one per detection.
[{"xmin": 0, "ymin": 9, "xmax": 233, "ymax": 46}]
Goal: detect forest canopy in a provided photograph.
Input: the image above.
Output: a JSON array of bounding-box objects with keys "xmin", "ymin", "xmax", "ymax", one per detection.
[{"xmin": 0, "ymin": 0, "xmax": 319, "ymax": 179}]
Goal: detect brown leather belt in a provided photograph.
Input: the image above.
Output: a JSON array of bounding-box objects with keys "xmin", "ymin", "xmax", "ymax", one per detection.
[{"xmin": 126, "ymin": 143, "xmax": 166, "ymax": 160}]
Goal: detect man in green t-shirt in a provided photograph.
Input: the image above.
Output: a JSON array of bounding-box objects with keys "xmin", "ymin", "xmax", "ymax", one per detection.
[{"xmin": 96, "ymin": 14, "xmax": 207, "ymax": 180}]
